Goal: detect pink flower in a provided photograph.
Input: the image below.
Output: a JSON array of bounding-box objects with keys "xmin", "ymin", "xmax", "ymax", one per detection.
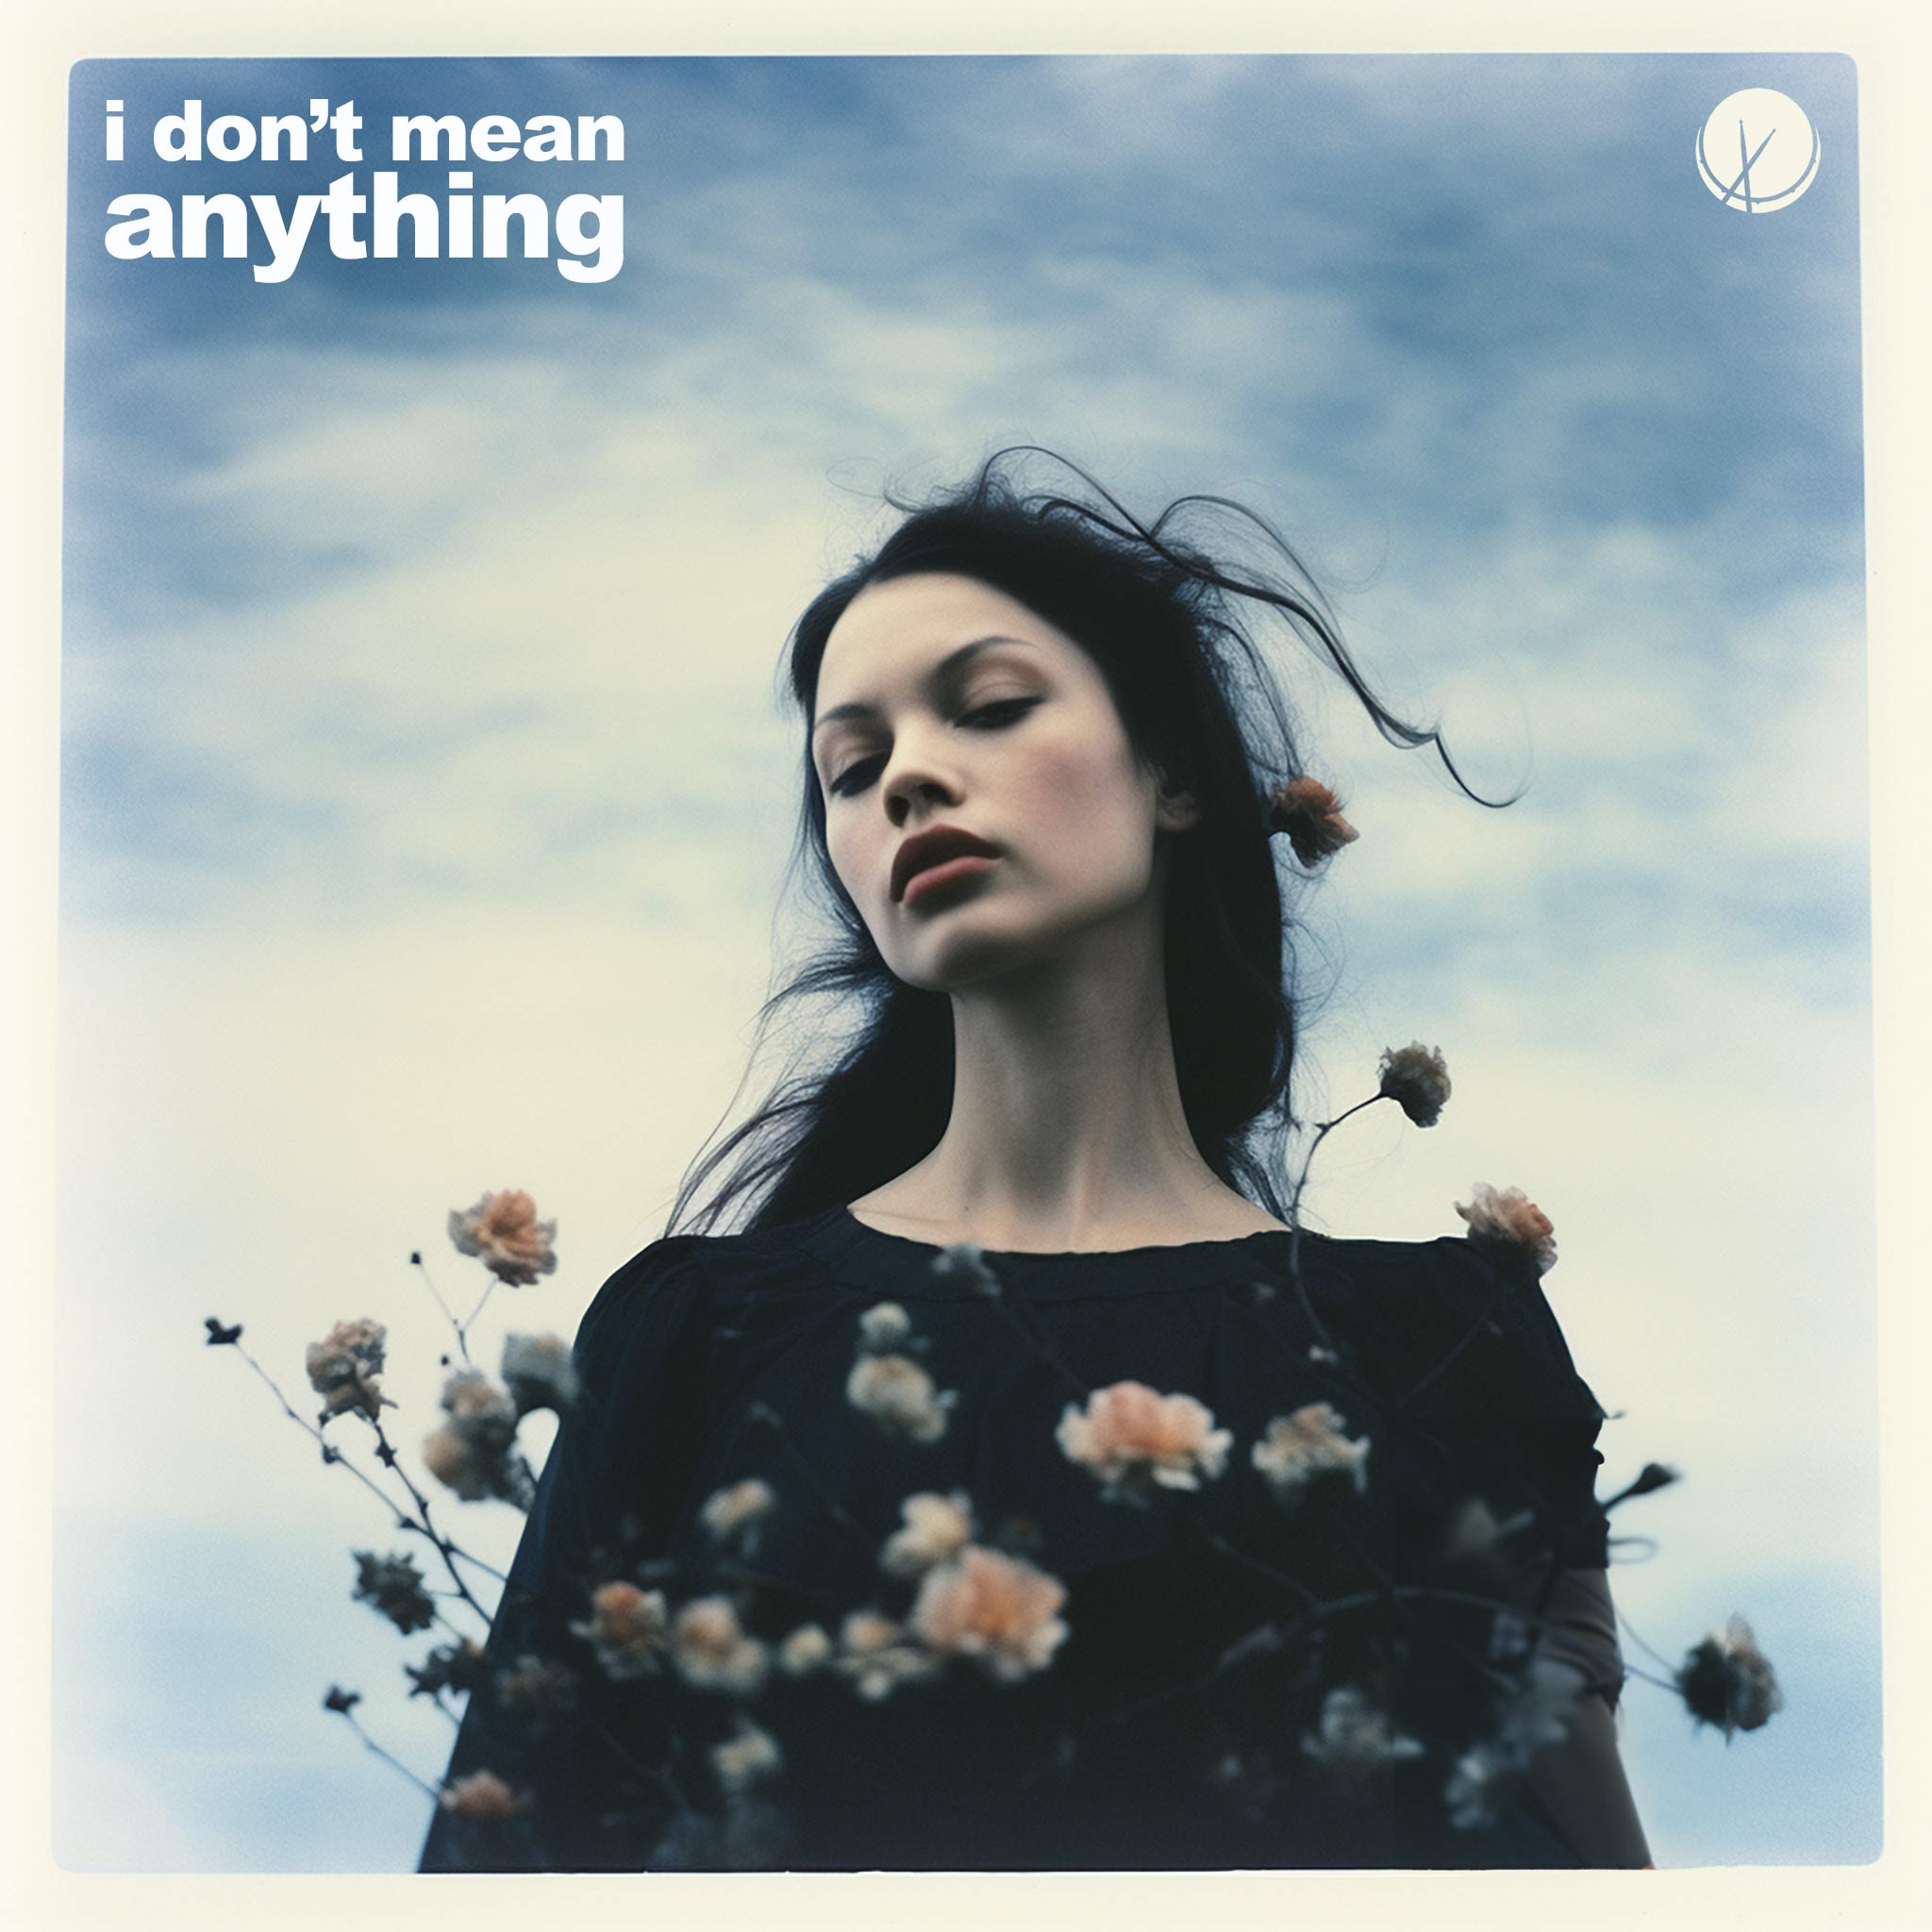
[
  {"xmin": 1456, "ymin": 1182, "xmax": 1558, "ymax": 1276},
  {"xmin": 1266, "ymin": 775, "xmax": 1361, "ymax": 866},
  {"xmin": 448, "ymin": 1189, "xmax": 558, "ymax": 1286},
  {"xmin": 570, "ymin": 1580, "xmax": 669, "ymax": 1681},
  {"xmin": 911, "ymin": 1545, "xmax": 1070, "ymax": 1682},
  {"xmin": 305, "ymin": 1318, "xmax": 392, "ymax": 1422},
  {"xmin": 1056, "ymin": 1379, "xmax": 1232, "ymax": 1500},
  {"xmin": 1252, "ymin": 1403, "xmax": 1372, "ymax": 1504},
  {"xmin": 438, "ymin": 1769, "xmax": 523, "ymax": 1819},
  {"xmin": 1377, "ymin": 1042, "xmax": 1452, "ymax": 1127}
]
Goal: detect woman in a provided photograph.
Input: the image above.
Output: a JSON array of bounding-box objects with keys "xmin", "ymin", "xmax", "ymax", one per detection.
[{"xmin": 419, "ymin": 449, "xmax": 1651, "ymax": 1873}]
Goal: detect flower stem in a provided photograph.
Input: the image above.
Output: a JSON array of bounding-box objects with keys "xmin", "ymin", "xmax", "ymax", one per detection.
[
  {"xmin": 744, "ymin": 1401, "xmax": 880, "ymax": 1557},
  {"xmin": 228, "ymin": 1343, "xmax": 416, "ymax": 1529},
  {"xmin": 333, "ymin": 1707, "xmax": 441, "ymax": 1803},
  {"xmin": 411, "ymin": 1253, "xmax": 469, "ymax": 1365},
  {"xmin": 358, "ymin": 1412, "xmax": 499, "ymax": 1627}
]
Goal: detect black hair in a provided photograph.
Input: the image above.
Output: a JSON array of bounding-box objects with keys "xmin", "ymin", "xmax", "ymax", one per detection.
[{"xmin": 665, "ymin": 446, "xmax": 1502, "ymax": 1237}]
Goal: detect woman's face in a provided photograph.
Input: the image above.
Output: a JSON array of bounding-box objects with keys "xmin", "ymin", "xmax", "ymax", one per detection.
[{"xmin": 811, "ymin": 572, "xmax": 1199, "ymax": 990}]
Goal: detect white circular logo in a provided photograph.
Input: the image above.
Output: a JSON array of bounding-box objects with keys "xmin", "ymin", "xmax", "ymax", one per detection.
[{"xmin": 1695, "ymin": 88, "xmax": 1820, "ymax": 211}]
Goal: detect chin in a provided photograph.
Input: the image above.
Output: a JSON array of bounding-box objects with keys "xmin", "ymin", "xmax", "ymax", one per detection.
[{"xmin": 889, "ymin": 897, "xmax": 1124, "ymax": 992}]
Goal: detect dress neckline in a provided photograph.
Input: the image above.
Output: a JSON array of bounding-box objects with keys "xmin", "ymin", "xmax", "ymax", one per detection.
[
  {"xmin": 838, "ymin": 1201, "xmax": 1298, "ymax": 1260},
  {"xmin": 780, "ymin": 1205, "xmax": 1363, "ymax": 1302}
]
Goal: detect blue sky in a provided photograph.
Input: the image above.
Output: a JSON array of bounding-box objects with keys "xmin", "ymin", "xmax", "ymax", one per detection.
[{"xmin": 57, "ymin": 52, "xmax": 1873, "ymax": 1873}]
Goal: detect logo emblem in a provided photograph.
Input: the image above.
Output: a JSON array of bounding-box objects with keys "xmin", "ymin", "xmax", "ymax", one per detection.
[{"xmin": 1696, "ymin": 88, "xmax": 1821, "ymax": 211}]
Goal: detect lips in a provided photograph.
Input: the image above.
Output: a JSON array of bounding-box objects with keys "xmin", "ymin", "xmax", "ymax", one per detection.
[{"xmin": 891, "ymin": 824, "xmax": 1002, "ymax": 903}]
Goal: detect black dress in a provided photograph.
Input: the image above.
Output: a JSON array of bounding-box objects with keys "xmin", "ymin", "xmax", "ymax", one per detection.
[{"xmin": 418, "ymin": 1203, "xmax": 1621, "ymax": 1874}]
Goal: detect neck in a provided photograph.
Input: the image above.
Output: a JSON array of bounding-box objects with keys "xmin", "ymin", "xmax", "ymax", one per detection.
[{"xmin": 868, "ymin": 893, "xmax": 1241, "ymax": 1250}]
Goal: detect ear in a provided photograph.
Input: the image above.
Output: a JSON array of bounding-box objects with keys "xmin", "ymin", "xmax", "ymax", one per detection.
[{"xmin": 1154, "ymin": 752, "xmax": 1204, "ymax": 833}]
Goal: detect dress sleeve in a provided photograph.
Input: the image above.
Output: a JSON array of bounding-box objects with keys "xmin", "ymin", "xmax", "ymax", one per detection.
[
  {"xmin": 416, "ymin": 1235, "xmax": 714, "ymax": 1873},
  {"xmin": 1390, "ymin": 1235, "xmax": 1614, "ymax": 1574}
]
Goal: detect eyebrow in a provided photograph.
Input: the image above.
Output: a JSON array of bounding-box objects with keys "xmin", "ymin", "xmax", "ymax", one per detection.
[{"xmin": 812, "ymin": 634, "xmax": 1039, "ymax": 736}]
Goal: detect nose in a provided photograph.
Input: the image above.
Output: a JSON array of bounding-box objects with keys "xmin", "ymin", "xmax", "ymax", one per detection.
[{"xmin": 882, "ymin": 738, "xmax": 963, "ymax": 826}]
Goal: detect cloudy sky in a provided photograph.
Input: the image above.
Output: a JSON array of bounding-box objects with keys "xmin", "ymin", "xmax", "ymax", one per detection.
[{"xmin": 56, "ymin": 52, "xmax": 1872, "ymax": 1872}]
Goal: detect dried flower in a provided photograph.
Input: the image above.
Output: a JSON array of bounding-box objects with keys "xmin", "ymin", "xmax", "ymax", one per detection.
[
  {"xmin": 1624, "ymin": 1461, "xmax": 1681, "ymax": 1499},
  {"xmin": 448, "ymin": 1189, "xmax": 558, "ymax": 1286},
  {"xmin": 569, "ymin": 1580, "xmax": 668, "ymax": 1681},
  {"xmin": 834, "ymin": 1610, "xmax": 941, "ymax": 1700},
  {"xmin": 846, "ymin": 1353, "xmax": 956, "ymax": 1442},
  {"xmin": 421, "ymin": 1424, "xmax": 496, "ymax": 1503},
  {"xmin": 670, "ymin": 1596, "xmax": 770, "ymax": 1696},
  {"xmin": 1676, "ymin": 1613, "xmax": 1785, "ymax": 1741},
  {"xmin": 438, "ymin": 1769, "xmax": 523, "ymax": 1819},
  {"xmin": 777, "ymin": 1624, "xmax": 833, "ymax": 1675},
  {"xmin": 882, "ymin": 1490, "xmax": 976, "ymax": 1578},
  {"xmin": 423, "ymin": 1368, "xmax": 521, "ymax": 1501},
  {"xmin": 711, "ymin": 1721, "xmax": 784, "ymax": 1793},
  {"xmin": 408, "ymin": 1637, "xmax": 490, "ymax": 1700},
  {"xmin": 1056, "ymin": 1380, "xmax": 1233, "ymax": 1501},
  {"xmin": 1456, "ymin": 1182, "xmax": 1557, "ymax": 1276},
  {"xmin": 493, "ymin": 1654, "xmax": 579, "ymax": 1727},
  {"xmin": 1266, "ymin": 775, "xmax": 1361, "ymax": 865},
  {"xmin": 1252, "ymin": 1403, "xmax": 1372, "ymax": 1506},
  {"xmin": 305, "ymin": 1318, "xmax": 392, "ymax": 1422},
  {"xmin": 1495, "ymin": 1657, "xmax": 1588, "ymax": 1757},
  {"xmin": 700, "ymin": 1477, "xmax": 777, "ymax": 1555},
  {"xmin": 350, "ymin": 1550, "xmax": 436, "ymax": 1636},
  {"xmin": 858, "ymin": 1301, "xmax": 912, "ymax": 1349},
  {"xmin": 1299, "ymin": 1686, "xmax": 1425, "ymax": 1783},
  {"xmin": 1377, "ymin": 1043, "xmax": 1452, "ymax": 1127},
  {"xmin": 932, "ymin": 1242, "xmax": 1003, "ymax": 1296},
  {"xmin": 441, "ymin": 1368, "xmax": 518, "ymax": 1442},
  {"xmin": 322, "ymin": 1685, "xmax": 360, "ymax": 1715},
  {"xmin": 911, "ymin": 1545, "xmax": 1070, "ymax": 1683},
  {"xmin": 500, "ymin": 1332, "xmax": 578, "ymax": 1415},
  {"xmin": 1443, "ymin": 1741, "xmax": 1517, "ymax": 1830}
]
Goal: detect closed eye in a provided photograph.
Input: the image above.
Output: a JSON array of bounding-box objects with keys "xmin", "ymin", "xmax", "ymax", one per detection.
[{"xmin": 826, "ymin": 696, "xmax": 1041, "ymax": 797}]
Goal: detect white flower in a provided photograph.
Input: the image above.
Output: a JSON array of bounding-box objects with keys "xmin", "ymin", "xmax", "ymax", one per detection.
[
  {"xmin": 932, "ymin": 1241, "xmax": 1003, "ymax": 1296},
  {"xmin": 1300, "ymin": 1686, "xmax": 1425, "ymax": 1782},
  {"xmin": 858, "ymin": 1301, "xmax": 912, "ymax": 1349},
  {"xmin": 710, "ymin": 1721, "xmax": 783, "ymax": 1793},
  {"xmin": 846, "ymin": 1353, "xmax": 956, "ymax": 1442},
  {"xmin": 1251, "ymin": 1404, "xmax": 1372, "ymax": 1505},
  {"xmin": 777, "ymin": 1624, "xmax": 833, "ymax": 1674},
  {"xmin": 834, "ymin": 1609, "xmax": 941, "ymax": 1701},
  {"xmin": 500, "ymin": 1331, "xmax": 578, "ymax": 1414},
  {"xmin": 1443, "ymin": 1741, "xmax": 1517, "ymax": 1830},
  {"xmin": 699, "ymin": 1477, "xmax": 777, "ymax": 1554},
  {"xmin": 881, "ymin": 1490, "xmax": 976, "ymax": 1578},
  {"xmin": 1495, "ymin": 1657, "xmax": 1588, "ymax": 1757}
]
